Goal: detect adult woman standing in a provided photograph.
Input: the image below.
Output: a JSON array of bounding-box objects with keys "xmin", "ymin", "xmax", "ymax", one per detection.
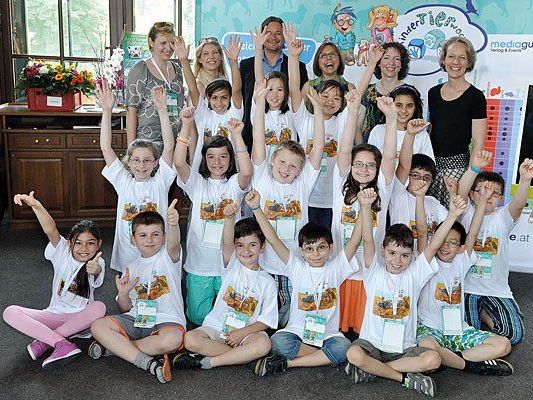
[
  {"xmin": 428, "ymin": 36, "xmax": 486, "ymax": 207},
  {"xmin": 125, "ymin": 22, "xmax": 185, "ymax": 146},
  {"xmin": 357, "ymin": 42, "xmax": 410, "ymax": 143},
  {"xmin": 193, "ymin": 38, "xmax": 227, "ymax": 96}
]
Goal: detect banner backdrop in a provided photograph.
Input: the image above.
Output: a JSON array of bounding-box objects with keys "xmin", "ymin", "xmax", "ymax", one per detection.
[{"xmin": 195, "ymin": 0, "xmax": 533, "ymax": 272}]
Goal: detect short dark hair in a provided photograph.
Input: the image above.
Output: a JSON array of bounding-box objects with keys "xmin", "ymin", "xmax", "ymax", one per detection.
[
  {"xmin": 235, "ymin": 218, "xmax": 265, "ymax": 245},
  {"xmin": 205, "ymin": 79, "xmax": 232, "ymax": 110},
  {"xmin": 383, "ymin": 223, "xmax": 414, "ymax": 250},
  {"xmin": 132, "ymin": 211, "xmax": 165, "ymax": 235},
  {"xmin": 471, "ymin": 171, "xmax": 505, "ymax": 193},
  {"xmin": 298, "ymin": 222, "xmax": 333, "ymax": 247},
  {"xmin": 313, "ymin": 42, "xmax": 345, "ymax": 77},
  {"xmin": 411, "ymin": 153, "xmax": 437, "ymax": 181},
  {"xmin": 199, "ymin": 136, "xmax": 237, "ymax": 180},
  {"xmin": 443, "ymin": 221, "xmax": 467, "ymax": 245},
  {"xmin": 316, "ymin": 79, "xmax": 347, "ymax": 116},
  {"xmin": 261, "ymin": 16, "xmax": 284, "ymax": 32},
  {"xmin": 374, "ymin": 42, "xmax": 410, "ymax": 80},
  {"xmin": 389, "ymin": 84, "xmax": 423, "ymax": 120},
  {"xmin": 266, "ymin": 71, "xmax": 290, "ymax": 114}
]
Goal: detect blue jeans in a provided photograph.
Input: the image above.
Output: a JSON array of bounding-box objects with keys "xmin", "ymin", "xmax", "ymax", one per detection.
[
  {"xmin": 308, "ymin": 207, "xmax": 333, "ymax": 229},
  {"xmin": 271, "ymin": 331, "xmax": 350, "ymax": 366}
]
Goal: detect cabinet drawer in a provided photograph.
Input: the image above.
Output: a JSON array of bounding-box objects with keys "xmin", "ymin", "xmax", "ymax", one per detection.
[
  {"xmin": 67, "ymin": 134, "xmax": 122, "ymax": 149},
  {"xmin": 9, "ymin": 133, "xmax": 66, "ymax": 149}
]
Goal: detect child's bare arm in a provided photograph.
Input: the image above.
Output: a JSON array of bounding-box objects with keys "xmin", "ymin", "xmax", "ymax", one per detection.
[
  {"xmin": 14, "ymin": 191, "xmax": 60, "ymax": 246},
  {"xmin": 96, "ymin": 80, "xmax": 118, "ymax": 166},
  {"xmin": 306, "ymin": 88, "xmax": 325, "ymax": 170},
  {"xmin": 228, "ymin": 118, "xmax": 253, "ymax": 189},
  {"xmin": 337, "ymin": 89, "xmax": 361, "ymax": 174},
  {"xmin": 223, "ymin": 35, "xmax": 243, "ymax": 108},
  {"xmin": 252, "ymin": 26, "xmax": 268, "ymax": 83},
  {"xmin": 174, "ymin": 107, "xmax": 194, "ymax": 183},
  {"xmin": 344, "ymin": 212, "xmax": 363, "ymax": 262},
  {"xmin": 355, "ymin": 46, "xmax": 384, "ymax": 99},
  {"xmin": 358, "ymin": 188, "xmax": 377, "ymax": 267},
  {"xmin": 396, "ymin": 119, "xmax": 430, "ymax": 184},
  {"xmin": 115, "ymin": 267, "xmax": 138, "ymax": 312},
  {"xmin": 152, "ymin": 86, "xmax": 175, "ymax": 166},
  {"xmin": 509, "ymin": 158, "xmax": 533, "ymax": 220},
  {"xmin": 457, "ymin": 150, "xmax": 492, "ymax": 200},
  {"xmin": 173, "ymin": 36, "xmax": 200, "ymax": 107},
  {"xmin": 222, "ymin": 203, "xmax": 239, "ymax": 267},
  {"xmin": 376, "ymin": 97, "xmax": 398, "ymax": 185},
  {"xmin": 415, "ymin": 192, "xmax": 428, "ymax": 253},
  {"xmin": 287, "ymin": 38, "xmax": 303, "ymax": 112},
  {"xmin": 251, "ymin": 80, "xmax": 268, "ymax": 165},
  {"xmin": 465, "ymin": 182, "xmax": 492, "ymax": 254},
  {"xmin": 246, "ymin": 189, "xmax": 290, "ymax": 264},
  {"xmin": 224, "ymin": 321, "xmax": 269, "ymax": 347},
  {"xmin": 166, "ymin": 199, "xmax": 181, "ymax": 263}
]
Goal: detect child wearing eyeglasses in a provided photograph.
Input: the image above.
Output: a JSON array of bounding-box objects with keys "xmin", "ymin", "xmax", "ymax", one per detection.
[
  {"xmin": 98, "ymin": 82, "xmax": 177, "ymax": 272},
  {"xmin": 454, "ymin": 156, "xmax": 533, "ymax": 345}
]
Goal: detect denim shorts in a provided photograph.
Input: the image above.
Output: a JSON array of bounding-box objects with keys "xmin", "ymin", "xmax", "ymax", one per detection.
[{"xmin": 271, "ymin": 330, "xmax": 350, "ymax": 366}]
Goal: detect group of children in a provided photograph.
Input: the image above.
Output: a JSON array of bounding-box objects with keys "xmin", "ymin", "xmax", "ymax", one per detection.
[{"xmin": 3, "ymin": 29, "xmax": 533, "ymax": 397}]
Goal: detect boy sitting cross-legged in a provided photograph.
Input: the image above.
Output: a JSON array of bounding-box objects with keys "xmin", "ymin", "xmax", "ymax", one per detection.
[
  {"xmin": 416, "ymin": 180, "xmax": 513, "ymax": 375},
  {"xmin": 345, "ymin": 191, "xmax": 469, "ymax": 397},
  {"xmin": 172, "ymin": 202, "xmax": 278, "ymax": 370},
  {"xmin": 89, "ymin": 201, "xmax": 185, "ymax": 383},
  {"xmin": 247, "ymin": 188, "xmax": 364, "ymax": 376}
]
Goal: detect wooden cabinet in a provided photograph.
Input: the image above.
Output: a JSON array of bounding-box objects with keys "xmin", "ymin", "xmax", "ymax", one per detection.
[{"xmin": 0, "ymin": 104, "xmax": 127, "ymax": 228}]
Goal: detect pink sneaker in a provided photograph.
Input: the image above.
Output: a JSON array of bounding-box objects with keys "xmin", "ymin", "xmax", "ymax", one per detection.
[
  {"xmin": 41, "ymin": 340, "xmax": 81, "ymax": 369},
  {"xmin": 27, "ymin": 340, "xmax": 52, "ymax": 360}
]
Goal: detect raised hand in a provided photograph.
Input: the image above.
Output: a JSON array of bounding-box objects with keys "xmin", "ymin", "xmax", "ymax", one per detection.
[
  {"xmin": 245, "ymin": 188, "xmax": 261, "ymax": 209},
  {"xmin": 406, "ymin": 119, "xmax": 430, "ymax": 135},
  {"xmin": 223, "ymin": 34, "xmax": 242, "ymax": 62},
  {"xmin": 253, "ymin": 79, "xmax": 268, "ymax": 102},
  {"xmin": 86, "ymin": 252, "xmax": 102, "ymax": 275},
  {"xmin": 478, "ymin": 181, "xmax": 497, "ymax": 201},
  {"xmin": 306, "ymin": 87, "xmax": 322, "ymax": 112},
  {"xmin": 167, "ymin": 199, "xmax": 179, "ymax": 226},
  {"xmin": 444, "ymin": 176, "xmax": 458, "ymax": 196},
  {"xmin": 252, "ymin": 26, "xmax": 270, "ymax": 50},
  {"xmin": 173, "ymin": 35, "xmax": 190, "ymax": 61},
  {"xmin": 223, "ymin": 201, "xmax": 239, "ymax": 219},
  {"xmin": 519, "ymin": 158, "xmax": 533, "ymax": 180},
  {"xmin": 411, "ymin": 180, "xmax": 429, "ymax": 197},
  {"xmin": 115, "ymin": 267, "xmax": 140, "ymax": 296},
  {"xmin": 471, "ymin": 149, "xmax": 492, "ymax": 170},
  {"xmin": 282, "ymin": 22, "xmax": 297, "ymax": 45},
  {"xmin": 449, "ymin": 194, "xmax": 467, "ymax": 218},
  {"xmin": 369, "ymin": 44, "xmax": 385, "ymax": 65},
  {"xmin": 14, "ymin": 190, "xmax": 40, "ymax": 208},
  {"xmin": 179, "ymin": 106, "xmax": 195, "ymax": 125},
  {"xmin": 151, "ymin": 85, "xmax": 167, "ymax": 111},
  {"xmin": 227, "ymin": 118, "xmax": 244, "ymax": 137},
  {"xmin": 357, "ymin": 187, "xmax": 377, "ymax": 207},
  {"xmin": 95, "ymin": 78, "xmax": 115, "ymax": 110},
  {"xmin": 288, "ymin": 38, "xmax": 304, "ymax": 57},
  {"xmin": 345, "ymin": 88, "xmax": 362, "ymax": 111},
  {"xmin": 376, "ymin": 96, "xmax": 397, "ymax": 118}
]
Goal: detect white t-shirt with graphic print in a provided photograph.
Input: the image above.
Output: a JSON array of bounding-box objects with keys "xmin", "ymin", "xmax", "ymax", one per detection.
[
  {"xmin": 102, "ymin": 158, "xmax": 176, "ymax": 272},
  {"xmin": 125, "ymin": 246, "xmax": 186, "ymax": 326}
]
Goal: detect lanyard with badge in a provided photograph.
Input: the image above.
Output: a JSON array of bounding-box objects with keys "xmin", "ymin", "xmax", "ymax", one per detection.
[
  {"xmin": 220, "ymin": 267, "xmax": 253, "ymax": 338},
  {"xmin": 202, "ymin": 190, "xmax": 225, "ymax": 249},
  {"xmin": 151, "ymin": 58, "xmax": 178, "ymax": 117},
  {"xmin": 59, "ymin": 262, "xmax": 90, "ymax": 309},
  {"xmin": 442, "ymin": 276, "xmax": 463, "ymax": 335},
  {"xmin": 303, "ymin": 273, "xmax": 328, "ymax": 347},
  {"xmin": 270, "ymin": 196, "xmax": 297, "ymax": 241},
  {"xmin": 470, "ymin": 230, "xmax": 493, "ymax": 279},
  {"xmin": 134, "ymin": 259, "xmax": 159, "ymax": 328},
  {"xmin": 381, "ymin": 275, "xmax": 405, "ymax": 353}
]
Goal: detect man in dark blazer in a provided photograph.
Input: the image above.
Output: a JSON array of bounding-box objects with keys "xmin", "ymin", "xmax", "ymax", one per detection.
[{"xmin": 240, "ymin": 16, "xmax": 309, "ymax": 151}]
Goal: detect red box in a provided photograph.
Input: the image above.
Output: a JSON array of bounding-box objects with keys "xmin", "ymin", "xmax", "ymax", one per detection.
[{"xmin": 27, "ymin": 87, "xmax": 82, "ymax": 111}]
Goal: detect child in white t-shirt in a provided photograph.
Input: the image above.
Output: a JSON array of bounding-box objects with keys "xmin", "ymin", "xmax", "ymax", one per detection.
[
  {"xmin": 345, "ymin": 192, "xmax": 468, "ymax": 397},
  {"xmin": 246, "ymin": 188, "xmax": 363, "ymax": 376},
  {"xmin": 416, "ymin": 180, "xmax": 513, "ymax": 376},
  {"xmin": 173, "ymin": 203, "xmax": 278, "ymax": 370},
  {"xmin": 3, "ymin": 192, "xmax": 106, "ymax": 369},
  {"xmin": 368, "ymin": 84, "xmax": 434, "ymax": 163},
  {"xmin": 333, "ymin": 95, "xmax": 397, "ymax": 336},
  {"xmin": 251, "ymin": 79, "xmax": 324, "ymax": 326},
  {"xmin": 98, "ymin": 82, "xmax": 177, "ymax": 272},
  {"xmin": 176, "ymin": 108, "xmax": 253, "ymax": 326},
  {"xmin": 90, "ymin": 204, "xmax": 185, "ymax": 383},
  {"xmin": 457, "ymin": 157, "xmax": 533, "ymax": 345}
]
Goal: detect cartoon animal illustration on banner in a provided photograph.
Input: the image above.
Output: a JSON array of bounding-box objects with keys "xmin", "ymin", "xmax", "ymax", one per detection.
[
  {"xmin": 366, "ymin": 5, "xmax": 398, "ymax": 46},
  {"xmin": 324, "ymin": 3, "xmax": 358, "ymax": 66}
]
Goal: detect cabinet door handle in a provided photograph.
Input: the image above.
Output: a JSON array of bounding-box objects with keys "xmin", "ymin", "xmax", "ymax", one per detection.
[
  {"xmin": 45, "ymin": 138, "xmax": 50, "ymax": 143},
  {"xmin": 92, "ymin": 139, "xmax": 97, "ymax": 144},
  {"xmin": 34, "ymin": 139, "xmax": 39, "ymax": 143}
]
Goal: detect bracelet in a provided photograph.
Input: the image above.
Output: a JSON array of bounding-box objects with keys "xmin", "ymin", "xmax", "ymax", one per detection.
[
  {"xmin": 235, "ymin": 147, "xmax": 248, "ymax": 154},
  {"xmin": 224, "ymin": 213, "xmax": 237, "ymax": 219},
  {"xmin": 250, "ymin": 205, "xmax": 261, "ymax": 211},
  {"xmin": 470, "ymin": 165, "xmax": 482, "ymax": 174}
]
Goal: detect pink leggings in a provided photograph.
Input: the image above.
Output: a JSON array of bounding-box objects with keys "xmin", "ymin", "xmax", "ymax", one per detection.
[{"xmin": 3, "ymin": 301, "xmax": 106, "ymax": 346}]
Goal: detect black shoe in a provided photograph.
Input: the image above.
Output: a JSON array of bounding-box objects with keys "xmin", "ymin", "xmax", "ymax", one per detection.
[
  {"xmin": 253, "ymin": 354, "xmax": 288, "ymax": 376},
  {"xmin": 88, "ymin": 341, "xmax": 112, "ymax": 360},
  {"xmin": 172, "ymin": 352, "xmax": 204, "ymax": 370},
  {"xmin": 148, "ymin": 358, "xmax": 169, "ymax": 383},
  {"xmin": 466, "ymin": 359, "xmax": 514, "ymax": 376},
  {"xmin": 344, "ymin": 362, "xmax": 377, "ymax": 383},
  {"xmin": 403, "ymin": 372, "xmax": 437, "ymax": 397}
]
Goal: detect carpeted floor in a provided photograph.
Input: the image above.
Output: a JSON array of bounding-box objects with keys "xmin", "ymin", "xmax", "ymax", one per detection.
[{"xmin": 1, "ymin": 226, "xmax": 531, "ymax": 400}]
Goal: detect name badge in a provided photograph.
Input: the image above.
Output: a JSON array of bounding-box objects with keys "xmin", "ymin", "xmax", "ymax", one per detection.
[
  {"xmin": 442, "ymin": 305, "xmax": 463, "ymax": 336},
  {"xmin": 470, "ymin": 252, "xmax": 492, "ymax": 279},
  {"xmin": 60, "ymin": 290, "xmax": 89, "ymax": 309},
  {"xmin": 166, "ymin": 92, "xmax": 178, "ymax": 116},
  {"xmin": 220, "ymin": 310, "xmax": 248, "ymax": 339},
  {"xmin": 382, "ymin": 319, "xmax": 405, "ymax": 353},
  {"xmin": 202, "ymin": 220, "xmax": 224, "ymax": 249},
  {"xmin": 303, "ymin": 314, "xmax": 327, "ymax": 347},
  {"xmin": 276, "ymin": 217, "xmax": 297, "ymax": 241},
  {"xmin": 343, "ymin": 223, "xmax": 354, "ymax": 247},
  {"xmin": 319, "ymin": 152, "xmax": 328, "ymax": 177},
  {"xmin": 134, "ymin": 299, "xmax": 158, "ymax": 328}
]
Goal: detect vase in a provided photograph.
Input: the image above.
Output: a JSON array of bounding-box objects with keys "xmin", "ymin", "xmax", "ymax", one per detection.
[{"xmin": 26, "ymin": 88, "xmax": 82, "ymax": 112}]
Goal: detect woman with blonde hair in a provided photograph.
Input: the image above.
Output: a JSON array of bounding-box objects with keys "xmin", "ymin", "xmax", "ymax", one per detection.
[{"xmin": 193, "ymin": 37, "xmax": 228, "ymax": 95}]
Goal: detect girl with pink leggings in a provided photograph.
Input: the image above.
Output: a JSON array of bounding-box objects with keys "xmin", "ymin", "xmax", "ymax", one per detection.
[{"xmin": 3, "ymin": 191, "xmax": 107, "ymax": 369}]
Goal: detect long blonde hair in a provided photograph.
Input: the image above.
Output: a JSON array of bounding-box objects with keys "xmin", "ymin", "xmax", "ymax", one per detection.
[{"xmin": 193, "ymin": 39, "xmax": 227, "ymax": 84}]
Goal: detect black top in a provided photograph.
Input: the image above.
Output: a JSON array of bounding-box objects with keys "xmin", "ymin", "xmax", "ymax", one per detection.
[
  {"xmin": 428, "ymin": 83, "xmax": 487, "ymax": 157},
  {"xmin": 239, "ymin": 54, "xmax": 308, "ymax": 151}
]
